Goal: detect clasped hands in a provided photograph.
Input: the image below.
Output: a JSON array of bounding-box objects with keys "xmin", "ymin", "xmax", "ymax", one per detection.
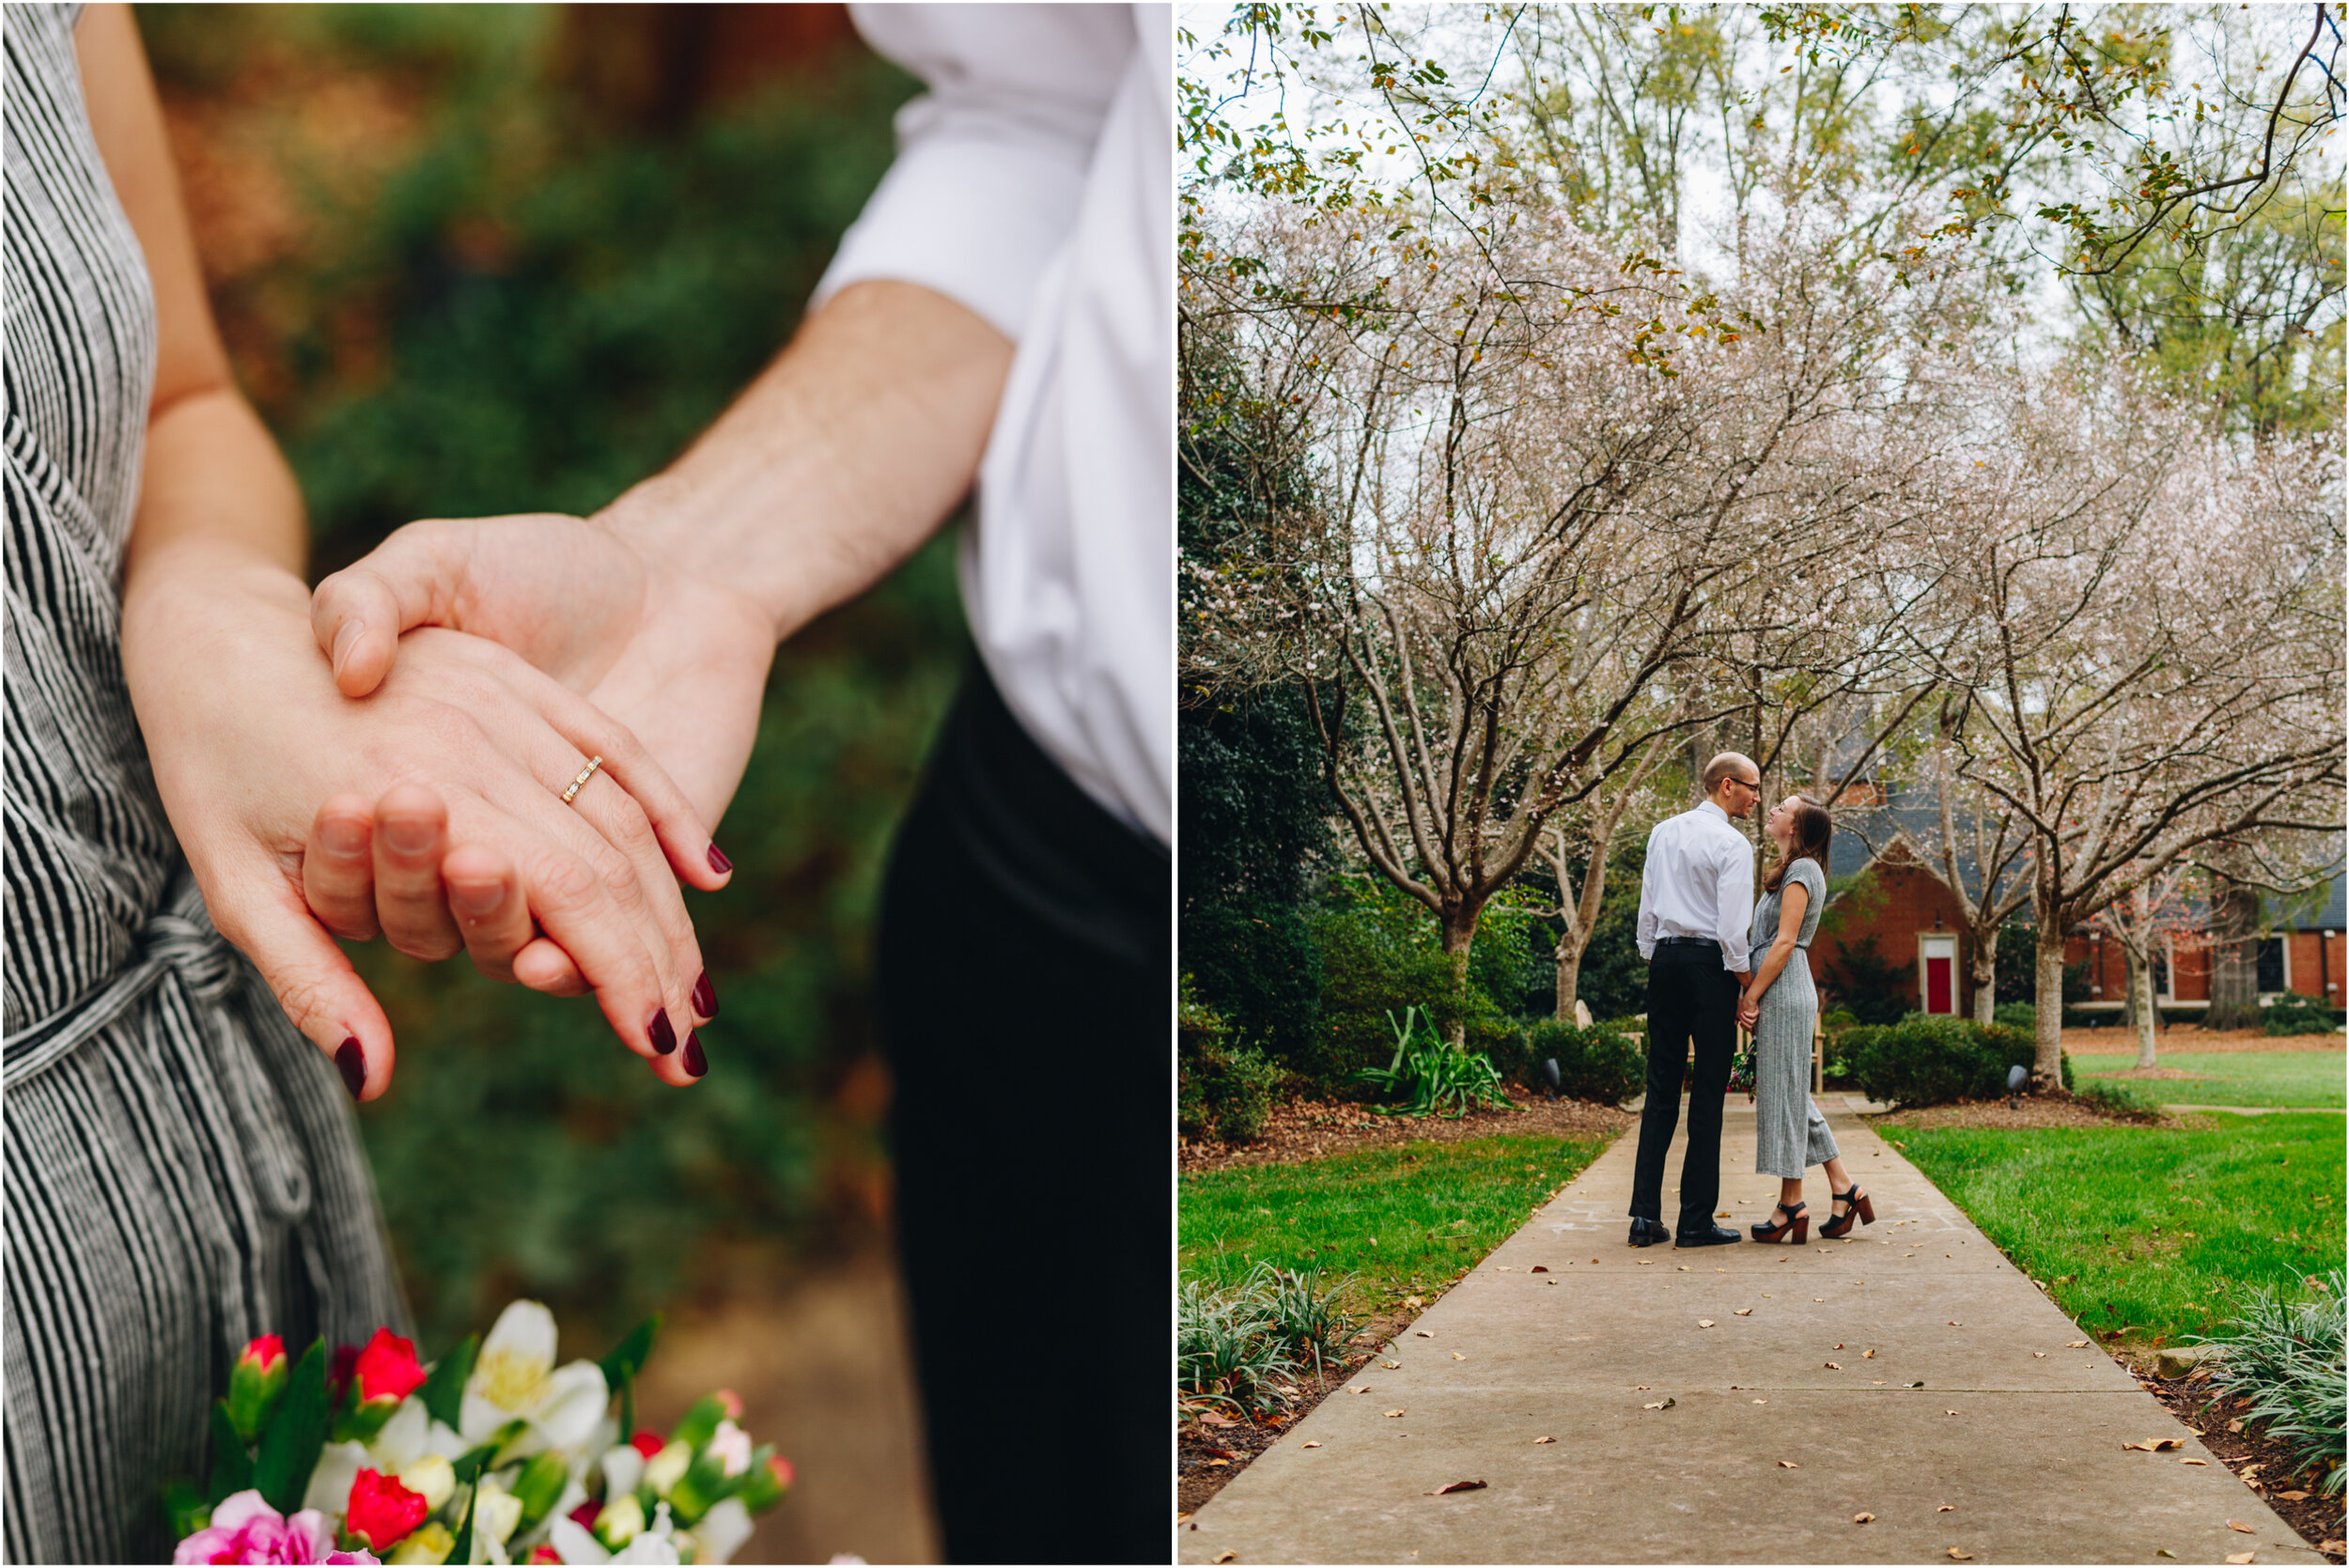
[{"xmin": 127, "ymin": 508, "xmax": 776, "ymax": 1101}]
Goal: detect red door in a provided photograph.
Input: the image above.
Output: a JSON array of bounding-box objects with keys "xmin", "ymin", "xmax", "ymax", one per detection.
[{"xmin": 1926, "ymin": 956, "xmax": 1952, "ymax": 1015}]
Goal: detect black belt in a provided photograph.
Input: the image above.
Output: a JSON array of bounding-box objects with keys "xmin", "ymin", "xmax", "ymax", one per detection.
[{"xmin": 1655, "ymin": 936, "xmax": 1721, "ymax": 949}]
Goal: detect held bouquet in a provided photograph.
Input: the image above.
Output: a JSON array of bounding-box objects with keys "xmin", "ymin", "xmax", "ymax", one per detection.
[{"xmin": 168, "ymin": 1303, "xmax": 792, "ymax": 1565}]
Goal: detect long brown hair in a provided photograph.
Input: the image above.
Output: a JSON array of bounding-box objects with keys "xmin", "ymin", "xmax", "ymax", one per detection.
[{"xmin": 1764, "ymin": 795, "xmax": 1834, "ymax": 893}]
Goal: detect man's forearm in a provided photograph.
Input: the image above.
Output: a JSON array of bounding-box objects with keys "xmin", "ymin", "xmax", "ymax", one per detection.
[{"xmin": 600, "ymin": 280, "xmax": 1015, "ymax": 644}]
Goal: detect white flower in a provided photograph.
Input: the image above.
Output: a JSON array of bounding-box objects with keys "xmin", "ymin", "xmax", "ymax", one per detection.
[
  {"xmin": 642, "ymin": 1440, "xmax": 691, "ymax": 1497},
  {"xmin": 705, "ymin": 1421, "xmax": 751, "ymax": 1478},
  {"xmin": 397, "ymin": 1454, "xmax": 456, "ymax": 1512},
  {"xmin": 303, "ymin": 1440, "xmax": 370, "ymax": 1517},
  {"xmin": 471, "ymin": 1477, "xmax": 524, "ymax": 1546},
  {"xmin": 461, "ymin": 1302, "xmax": 609, "ymax": 1462},
  {"xmin": 372, "ymin": 1397, "xmax": 465, "ymax": 1471},
  {"xmin": 691, "ymin": 1498, "xmax": 754, "ymax": 1565},
  {"xmin": 600, "ymin": 1444, "xmax": 646, "ymax": 1500},
  {"xmin": 610, "ymin": 1535, "xmax": 681, "ymax": 1566},
  {"xmin": 547, "ymin": 1517, "xmax": 610, "ymax": 1565}
]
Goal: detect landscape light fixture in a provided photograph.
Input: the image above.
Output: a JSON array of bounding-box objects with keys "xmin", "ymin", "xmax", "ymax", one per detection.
[
  {"xmin": 1541, "ymin": 1057, "xmax": 1562, "ymax": 1099},
  {"xmin": 2006, "ymin": 1063, "xmax": 2029, "ymax": 1110}
]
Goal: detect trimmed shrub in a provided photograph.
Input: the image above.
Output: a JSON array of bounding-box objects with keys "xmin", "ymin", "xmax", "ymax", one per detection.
[
  {"xmin": 2074, "ymin": 1079, "xmax": 2160, "ymax": 1121},
  {"xmin": 1993, "ymin": 1001, "xmax": 2038, "ymax": 1033},
  {"xmin": 1524, "ymin": 1019, "xmax": 1646, "ymax": 1107},
  {"xmin": 1848, "ymin": 1015, "xmax": 2072, "ymax": 1110},
  {"xmin": 1201, "ymin": 1044, "xmax": 1282, "ymax": 1143},
  {"xmin": 2263, "ymin": 997, "xmax": 2346, "ymax": 1036},
  {"xmin": 1183, "ymin": 899, "xmax": 1324, "ymax": 1067}
]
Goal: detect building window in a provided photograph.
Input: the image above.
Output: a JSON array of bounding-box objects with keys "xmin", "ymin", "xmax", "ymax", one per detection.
[
  {"xmin": 2155, "ymin": 938, "xmax": 2171, "ymax": 1002},
  {"xmin": 2257, "ymin": 937, "xmax": 2286, "ymax": 995}
]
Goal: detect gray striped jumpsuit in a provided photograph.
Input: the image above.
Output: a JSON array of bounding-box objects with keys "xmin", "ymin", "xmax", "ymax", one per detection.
[
  {"xmin": 1750, "ymin": 857, "xmax": 1839, "ymax": 1179},
  {"xmin": 5, "ymin": 9, "xmax": 407, "ymax": 1560}
]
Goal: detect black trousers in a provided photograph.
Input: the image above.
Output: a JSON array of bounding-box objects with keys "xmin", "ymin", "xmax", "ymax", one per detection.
[
  {"xmin": 1629, "ymin": 943, "xmax": 1740, "ymax": 1234},
  {"xmin": 877, "ymin": 662, "xmax": 1169, "ymax": 1565}
]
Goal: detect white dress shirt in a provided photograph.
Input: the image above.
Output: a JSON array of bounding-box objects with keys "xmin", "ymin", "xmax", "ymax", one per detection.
[
  {"xmin": 1636, "ymin": 800, "xmax": 1758, "ymax": 972},
  {"xmin": 813, "ymin": 4, "xmax": 1173, "ymax": 846}
]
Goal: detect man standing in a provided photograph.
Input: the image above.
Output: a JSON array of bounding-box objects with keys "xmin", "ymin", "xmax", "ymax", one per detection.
[{"xmin": 1628, "ymin": 753, "xmax": 1761, "ymax": 1248}]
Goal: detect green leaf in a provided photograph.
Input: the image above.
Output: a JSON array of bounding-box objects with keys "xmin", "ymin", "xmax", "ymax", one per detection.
[
  {"xmin": 252, "ymin": 1340, "xmax": 332, "ymax": 1515},
  {"xmin": 450, "ymin": 1477, "xmax": 477, "ymax": 1568},
  {"xmin": 599, "ymin": 1312, "xmax": 660, "ymax": 1440},
  {"xmin": 206, "ymin": 1402, "xmax": 253, "ymax": 1504},
  {"xmin": 417, "ymin": 1334, "xmax": 478, "ymax": 1432},
  {"xmin": 163, "ymin": 1477, "xmax": 213, "ymax": 1543}
]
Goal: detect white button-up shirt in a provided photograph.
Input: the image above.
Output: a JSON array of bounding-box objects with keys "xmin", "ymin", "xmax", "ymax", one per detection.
[
  {"xmin": 1636, "ymin": 800, "xmax": 1758, "ymax": 972},
  {"xmin": 813, "ymin": 4, "xmax": 1173, "ymax": 845}
]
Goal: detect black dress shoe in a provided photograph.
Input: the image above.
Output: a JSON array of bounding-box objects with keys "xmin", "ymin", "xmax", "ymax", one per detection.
[
  {"xmin": 1675, "ymin": 1223, "xmax": 1743, "ymax": 1248},
  {"xmin": 1628, "ymin": 1217, "xmax": 1672, "ymax": 1248}
]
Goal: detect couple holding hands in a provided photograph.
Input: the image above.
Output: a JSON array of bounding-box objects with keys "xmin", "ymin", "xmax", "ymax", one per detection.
[
  {"xmin": 7, "ymin": 5, "xmax": 1168, "ymax": 1562},
  {"xmin": 1628, "ymin": 754, "xmax": 1877, "ymax": 1251}
]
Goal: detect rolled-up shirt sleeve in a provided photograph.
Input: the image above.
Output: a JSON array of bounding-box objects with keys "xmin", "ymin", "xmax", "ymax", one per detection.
[
  {"xmin": 1718, "ymin": 833, "xmax": 1756, "ymax": 972},
  {"xmin": 812, "ymin": 5, "xmax": 1137, "ymax": 343},
  {"xmin": 1636, "ymin": 824, "xmax": 1661, "ymax": 961}
]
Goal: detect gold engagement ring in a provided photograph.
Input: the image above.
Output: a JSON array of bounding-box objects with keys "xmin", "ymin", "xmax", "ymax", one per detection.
[{"xmin": 560, "ymin": 755, "xmax": 605, "ymax": 805}]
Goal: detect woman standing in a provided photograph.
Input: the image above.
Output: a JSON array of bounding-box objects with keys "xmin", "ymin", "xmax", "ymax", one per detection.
[
  {"xmin": 1737, "ymin": 796, "xmax": 1874, "ymax": 1244},
  {"xmin": 5, "ymin": 8, "xmax": 714, "ymax": 1558}
]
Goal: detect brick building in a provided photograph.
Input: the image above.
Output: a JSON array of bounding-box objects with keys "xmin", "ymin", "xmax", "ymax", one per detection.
[{"xmin": 1802, "ymin": 796, "xmax": 2346, "ymax": 1018}]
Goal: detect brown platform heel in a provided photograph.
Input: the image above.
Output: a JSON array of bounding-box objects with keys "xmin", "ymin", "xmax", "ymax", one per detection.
[
  {"xmin": 1750, "ymin": 1200, "xmax": 1808, "ymax": 1244},
  {"xmin": 1818, "ymin": 1183, "xmax": 1875, "ymax": 1239}
]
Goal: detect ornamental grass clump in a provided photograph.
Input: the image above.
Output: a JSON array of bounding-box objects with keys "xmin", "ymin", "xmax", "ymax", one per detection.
[
  {"xmin": 1353, "ymin": 1006, "xmax": 1511, "ymax": 1118},
  {"xmin": 2194, "ymin": 1269, "xmax": 2347, "ymax": 1497},
  {"xmin": 1178, "ymin": 1276, "xmax": 1298, "ymax": 1419}
]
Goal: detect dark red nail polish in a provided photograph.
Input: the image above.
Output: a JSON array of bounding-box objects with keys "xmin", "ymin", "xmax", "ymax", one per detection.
[
  {"xmin": 335, "ymin": 1038, "xmax": 366, "ymax": 1100},
  {"xmin": 648, "ymin": 1010, "xmax": 677, "ymax": 1056},
  {"xmin": 683, "ymin": 1032, "xmax": 707, "ymax": 1079},
  {"xmin": 692, "ymin": 971, "xmax": 718, "ymax": 1018},
  {"xmin": 707, "ymin": 844, "xmax": 732, "ymax": 875}
]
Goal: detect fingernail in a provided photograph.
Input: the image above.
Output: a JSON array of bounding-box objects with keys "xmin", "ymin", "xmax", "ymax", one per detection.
[
  {"xmin": 648, "ymin": 1010, "xmax": 677, "ymax": 1055},
  {"xmin": 707, "ymin": 844, "xmax": 732, "ymax": 875},
  {"xmin": 449, "ymin": 879, "xmax": 502, "ymax": 917},
  {"xmin": 336, "ymin": 1038, "xmax": 366, "ymax": 1100},
  {"xmin": 321, "ymin": 816, "xmax": 368, "ymax": 856},
  {"xmin": 692, "ymin": 971, "xmax": 718, "ymax": 1018},
  {"xmin": 683, "ymin": 1032, "xmax": 707, "ymax": 1079},
  {"xmin": 383, "ymin": 816, "xmax": 436, "ymax": 856},
  {"xmin": 331, "ymin": 618, "xmax": 366, "ymax": 678}
]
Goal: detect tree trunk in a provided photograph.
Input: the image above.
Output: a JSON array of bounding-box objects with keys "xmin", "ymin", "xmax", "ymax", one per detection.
[
  {"xmin": 1440, "ymin": 905, "xmax": 1479, "ymax": 1047},
  {"xmin": 2130, "ymin": 948, "xmax": 2158, "ymax": 1069},
  {"xmin": 2204, "ymin": 875, "xmax": 2263, "ymax": 1031},
  {"xmin": 2033, "ymin": 922, "xmax": 2067, "ymax": 1080},
  {"xmin": 1553, "ymin": 928, "xmax": 1585, "ymax": 1023},
  {"xmin": 1970, "ymin": 924, "xmax": 1999, "ymax": 1024}
]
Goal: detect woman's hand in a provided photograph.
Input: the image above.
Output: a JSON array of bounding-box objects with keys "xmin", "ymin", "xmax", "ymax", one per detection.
[
  {"xmin": 1736, "ymin": 998, "xmax": 1761, "ymax": 1031},
  {"xmin": 122, "ymin": 538, "xmax": 725, "ymax": 1096}
]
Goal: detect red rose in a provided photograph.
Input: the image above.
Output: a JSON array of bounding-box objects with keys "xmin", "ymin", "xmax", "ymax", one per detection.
[
  {"xmin": 352, "ymin": 1327, "xmax": 426, "ymax": 1407},
  {"xmin": 328, "ymin": 1343, "xmax": 362, "ymax": 1404},
  {"xmin": 345, "ymin": 1467, "xmax": 428, "ymax": 1550},
  {"xmin": 238, "ymin": 1335, "xmax": 287, "ymax": 1374},
  {"xmin": 629, "ymin": 1430, "xmax": 665, "ymax": 1461},
  {"xmin": 526, "ymin": 1549, "xmax": 564, "ymax": 1566},
  {"xmin": 568, "ymin": 1500, "xmax": 603, "ymax": 1531}
]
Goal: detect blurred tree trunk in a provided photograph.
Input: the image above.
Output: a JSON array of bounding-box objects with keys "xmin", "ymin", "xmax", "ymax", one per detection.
[
  {"xmin": 558, "ymin": 5, "xmax": 861, "ymax": 132},
  {"xmin": 2204, "ymin": 874, "xmax": 2263, "ymax": 1031}
]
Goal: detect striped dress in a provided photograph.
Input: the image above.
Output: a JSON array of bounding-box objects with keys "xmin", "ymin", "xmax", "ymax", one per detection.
[
  {"xmin": 4, "ymin": 10, "xmax": 406, "ymax": 1560},
  {"xmin": 1750, "ymin": 856, "xmax": 1839, "ymax": 1179}
]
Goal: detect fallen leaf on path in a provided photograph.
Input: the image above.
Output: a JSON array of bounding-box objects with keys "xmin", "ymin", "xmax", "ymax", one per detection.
[
  {"xmin": 1633, "ymin": 1386, "xmax": 1651, "ymax": 1390},
  {"xmin": 1854, "ymin": 1513, "xmax": 1875, "ymax": 1524},
  {"xmin": 2182, "ymin": 1458, "xmax": 2207, "ymax": 1466},
  {"xmin": 1590, "ymin": 1258, "xmax": 1599, "ymax": 1265},
  {"xmin": 2227, "ymin": 1519, "xmax": 2255, "ymax": 1533},
  {"xmin": 1753, "ymin": 1399, "xmax": 1766, "ymax": 1405},
  {"xmin": 1453, "ymin": 1352, "xmax": 1466, "ymax": 1360},
  {"xmin": 1531, "ymin": 1265, "xmax": 1548, "ymax": 1273},
  {"xmin": 1301, "ymin": 1441, "xmax": 1322, "ymax": 1449},
  {"xmin": 1949, "ymin": 1321, "xmax": 1962, "ymax": 1327},
  {"xmin": 1777, "ymin": 1459, "xmax": 1798, "ymax": 1468},
  {"xmin": 1698, "ymin": 1319, "xmax": 1716, "ymax": 1328},
  {"xmin": 1676, "ymin": 1265, "xmax": 1690, "ymax": 1272},
  {"xmin": 1835, "ymin": 1343, "xmax": 1846, "ymax": 1350},
  {"xmin": 2155, "ymin": 1551, "xmax": 2175, "ymax": 1560},
  {"xmin": 1638, "ymin": 1260, "xmax": 1654, "ymax": 1266},
  {"xmin": 1873, "ymin": 1379, "xmax": 1887, "ymax": 1385},
  {"xmin": 1735, "ymin": 1309, "xmax": 1753, "ymax": 1316},
  {"xmin": 1533, "ymin": 1436, "xmax": 1554, "ymax": 1444},
  {"xmin": 1938, "ymin": 1505, "xmax": 1954, "ymax": 1513},
  {"xmin": 2123, "ymin": 1438, "xmax": 2183, "ymax": 1452},
  {"xmin": 1415, "ymin": 1330, "xmax": 1434, "ymax": 1338},
  {"xmin": 1863, "ymin": 1349, "xmax": 1876, "ymax": 1358},
  {"xmin": 2033, "ymin": 1352, "xmax": 2048, "ymax": 1358},
  {"xmin": 1384, "ymin": 1409, "xmax": 1406, "ymax": 1418},
  {"xmin": 1814, "ymin": 1297, "xmax": 1827, "ymax": 1302},
  {"xmin": 1825, "ymin": 1361, "xmax": 1843, "ymax": 1370},
  {"xmin": 1381, "ymin": 1360, "xmax": 1399, "ymax": 1370},
  {"xmin": 1947, "ymin": 1550, "xmax": 1973, "ymax": 1561},
  {"xmin": 1497, "ymin": 1266, "xmax": 1512, "ymax": 1272},
  {"xmin": 1431, "ymin": 1480, "xmax": 1486, "ymax": 1496},
  {"xmin": 1354, "ymin": 1386, "xmax": 1372, "ymax": 1393},
  {"xmin": 2223, "ymin": 1554, "xmax": 2255, "ymax": 1565},
  {"xmin": 1641, "ymin": 1398, "xmax": 1676, "ymax": 1410},
  {"xmin": 1908, "ymin": 1380, "xmax": 1926, "ymax": 1388},
  {"xmin": 1213, "ymin": 1553, "xmax": 1236, "ymax": 1564},
  {"xmin": 1946, "ymin": 1410, "xmax": 1960, "ymax": 1416},
  {"xmin": 2067, "ymin": 1340, "xmax": 2088, "ymax": 1348},
  {"xmin": 1199, "ymin": 1411, "xmax": 1237, "ymax": 1427}
]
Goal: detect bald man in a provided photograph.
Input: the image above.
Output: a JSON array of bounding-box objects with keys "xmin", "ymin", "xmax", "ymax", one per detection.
[{"xmin": 1629, "ymin": 753, "xmax": 1762, "ymax": 1247}]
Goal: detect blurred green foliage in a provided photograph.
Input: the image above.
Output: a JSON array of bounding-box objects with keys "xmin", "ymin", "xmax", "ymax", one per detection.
[{"xmin": 140, "ymin": 6, "xmax": 952, "ymax": 1344}]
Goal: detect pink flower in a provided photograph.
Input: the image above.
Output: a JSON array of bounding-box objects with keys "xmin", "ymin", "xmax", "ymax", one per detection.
[
  {"xmin": 629, "ymin": 1429, "xmax": 666, "ymax": 1460},
  {"xmin": 524, "ymin": 1549, "xmax": 564, "ymax": 1565},
  {"xmin": 173, "ymin": 1490, "xmax": 378, "ymax": 1565},
  {"xmin": 343, "ymin": 1468, "xmax": 427, "ymax": 1552},
  {"xmin": 239, "ymin": 1336, "xmax": 288, "ymax": 1374}
]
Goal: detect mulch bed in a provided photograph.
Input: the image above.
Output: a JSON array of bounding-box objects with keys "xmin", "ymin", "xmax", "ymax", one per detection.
[
  {"xmin": 2136, "ymin": 1362, "xmax": 2346, "ymax": 1561},
  {"xmin": 1180, "ymin": 1094, "xmax": 1637, "ymax": 1174},
  {"xmin": 1868, "ymin": 1090, "xmax": 2169, "ymax": 1131},
  {"xmin": 2065, "ymin": 1027, "xmax": 2345, "ymax": 1056},
  {"xmin": 1179, "ymin": 1309, "xmax": 1417, "ymax": 1517}
]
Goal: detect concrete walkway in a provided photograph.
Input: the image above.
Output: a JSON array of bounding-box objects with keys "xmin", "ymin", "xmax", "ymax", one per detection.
[{"xmin": 1181, "ymin": 1107, "xmax": 2320, "ymax": 1564}]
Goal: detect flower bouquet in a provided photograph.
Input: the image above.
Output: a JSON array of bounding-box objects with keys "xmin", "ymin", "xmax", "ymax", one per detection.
[{"xmin": 167, "ymin": 1303, "xmax": 792, "ymax": 1565}]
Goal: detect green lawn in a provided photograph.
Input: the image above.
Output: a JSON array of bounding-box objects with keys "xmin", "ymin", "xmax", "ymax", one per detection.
[
  {"xmin": 1883, "ymin": 1112, "xmax": 2345, "ymax": 1348},
  {"xmin": 2068, "ymin": 1049, "xmax": 2346, "ymax": 1108},
  {"xmin": 1180, "ymin": 1135, "xmax": 1616, "ymax": 1314}
]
